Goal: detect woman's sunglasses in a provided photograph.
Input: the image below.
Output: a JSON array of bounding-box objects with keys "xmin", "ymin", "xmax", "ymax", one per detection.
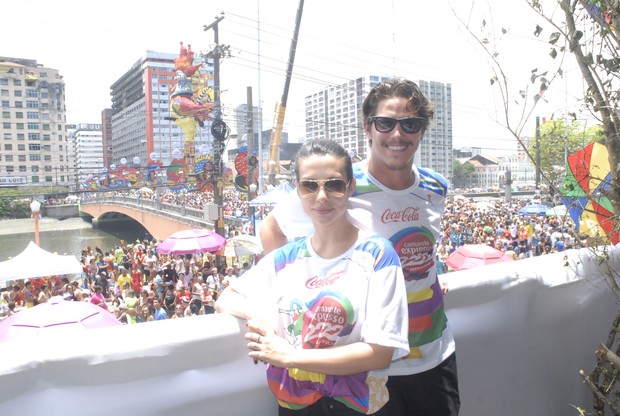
[
  {"xmin": 367, "ymin": 116, "xmax": 425, "ymax": 134},
  {"xmin": 298, "ymin": 179, "xmax": 350, "ymax": 198}
]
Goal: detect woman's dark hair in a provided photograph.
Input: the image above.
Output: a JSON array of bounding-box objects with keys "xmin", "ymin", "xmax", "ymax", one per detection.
[
  {"xmin": 294, "ymin": 139, "xmax": 353, "ymax": 182},
  {"xmin": 362, "ymin": 78, "xmax": 434, "ymax": 130}
]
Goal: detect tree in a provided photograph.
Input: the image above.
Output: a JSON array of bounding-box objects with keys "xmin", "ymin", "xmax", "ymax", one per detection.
[
  {"xmin": 453, "ymin": 0, "xmax": 619, "ymax": 413},
  {"xmin": 452, "ymin": 159, "xmax": 475, "ymax": 188}
]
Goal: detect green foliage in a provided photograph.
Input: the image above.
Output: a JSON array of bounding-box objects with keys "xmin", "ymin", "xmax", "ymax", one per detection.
[
  {"xmin": 452, "ymin": 160, "xmax": 476, "ymax": 187},
  {"xmin": 530, "ymin": 119, "xmax": 604, "ymax": 186}
]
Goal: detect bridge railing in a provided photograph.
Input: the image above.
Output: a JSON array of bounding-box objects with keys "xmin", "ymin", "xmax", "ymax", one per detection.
[{"xmin": 80, "ymin": 194, "xmax": 249, "ymax": 230}]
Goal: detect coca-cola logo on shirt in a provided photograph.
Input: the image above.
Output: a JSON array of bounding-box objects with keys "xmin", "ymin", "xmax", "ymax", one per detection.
[
  {"xmin": 306, "ymin": 271, "xmax": 343, "ymax": 289},
  {"xmin": 381, "ymin": 207, "xmax": 420, "ymax": 223}
]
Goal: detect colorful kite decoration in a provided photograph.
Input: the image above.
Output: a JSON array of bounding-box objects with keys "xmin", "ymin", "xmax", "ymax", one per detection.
[{"xmin": 561, "ymin": 141, "xmax": 618, "ymax": 244}]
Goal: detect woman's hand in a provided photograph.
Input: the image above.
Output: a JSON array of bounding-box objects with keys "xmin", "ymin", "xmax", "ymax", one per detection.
[{"xmin": 245, "ymin": 319, "xmax": 293, "ymax": 367}]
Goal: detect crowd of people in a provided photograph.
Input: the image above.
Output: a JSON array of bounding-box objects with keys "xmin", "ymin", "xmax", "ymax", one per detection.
[
  {"xmin": 435, "ymin": 195, "xmax": 582, "ymax": 273},
  {"xmin": 0, "ymin": 229, "xmax": 255, "ymax": 323}
]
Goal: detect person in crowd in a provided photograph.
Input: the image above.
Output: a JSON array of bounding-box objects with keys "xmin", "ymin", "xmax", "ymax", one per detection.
[
  {"xmin": 90, "ymin": 285, "xmax": 107, "ymax": 310},
  {"xmin": 259, "ymin": 79, "xmax": 461, "ymax": 415},
  {"xmin": 162, "ymin": 283, "xmax": 177, "ymax": 317},
  {"xmin": 152, "ymin": 298, "xmax": 168, "ymax": 320},
  {"xmin": 9, "ymin": 284, "xmax": 24, "ymax": 307},
  {"xmin": 216, "ymin": 139, "xmax": 409, "ymax": 415},
  {"xmin": 23, "ymin": 281, "xmax": 35, "ymax": 308},
  {"xmin": 170, "ymin": 304, "xmax": 184, "ymax": 319},
  {"xmin": 131, "ymin": 262, "xmax": 143, "ymax": 293},
  {"xmin": 116, "ymin": 267, "xmax": 131, "ymax": 295}
]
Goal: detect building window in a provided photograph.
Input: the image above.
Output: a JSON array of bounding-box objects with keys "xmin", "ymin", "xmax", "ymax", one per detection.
[
  {"xmin": 26, "ymin": 101, "xmax": 39, "ymax": 108},
  {"xmin": 28, "ymin": 133, "xmax": 40, "ymax": 140},
  {"xmin": 1, "ymin": 89, "xmax": 8, "ymax": 96},
  {"xmin": 27, "ymin": 123, "xmax": 39, "ymax": 129},
  {"xmin": 42, "ymin": 145, "xmax": 51, "ymax": 151},
  {"xmin": 44, "ymin": 155, "xmax": 51, "ymax": 161},
  {"xmin": 44, "ymin": 166, "xmax": 52, "ymax": 172},
  {"xmin": 14, "ymin": 90, "xmax": 22, "ymax": 97},
  {"xmin": 16, "ymin": 123, "xmax": 24, "ymax": 129},
  {"xmin": 17, "ymin": 144, "xmax": 25, "ymax": 151},
  {"xmin": 29, "ymin": 154, "xmax": 41, "ymax": 161},
  {"xmin": 5, "ymin": 155, "xmax": 13, "ymax": 162},
  {"xmin": 1, "ymin": 111, "xmax": 9, "ymax": 118},
  {"xmin": 26, "ymin": 89, "xmax": 38, "ymax": 98},
  {"xmin": 3, "ymin": 133, "xmax": 10, "ymax": 140},
  {"xmin": 0, "ymin": 79, "xmax": 7, "ymax": 85},
  {"xmin": 1, "ymin": 100, "xmax": 8, "ymax": 108},
  {"xmin": 14, "ymin": 101, "xmax": 22, "ymax": 108},
  {"xmin": 2, "ymin": 122, "xmax": 9, "ymax": 129},
  {"xmin": 45, "ymin": 176, "xmax": 53, "ymax": 182},
  {"xmin": 31, "ymin": 176, "xmax": 39, "ymax": 183},
  {"xmin": 4, "ymin": 144, "xmax": 12, "ymax": 151},
  {"xmin": 29, "ymin": 143, "xmax": 41, "ymax": 151},
  {"xmin": 27, "ymin": 112, "xmax": 39, "ymax": 119},
  {"xmin": 13, "ymin": 79, "xmax": 22, "ymax": 86},
  {"xmin": 31, "ymin": 166, "xmax": 39, "ymax": 172},
  {"xmin": 15, "ymin": 112, "xmax": 23, "ymax": 119},
  {"xmin": 19, "ymin": 166, "xmax": 26, "ymax": 172},
  {"xmin": 6, "ymin": 166, "xmax": 14, "ymax": 173},
  {"xmin": 18, "ymin": 155, "xmax": 26, "ymax": 162}
]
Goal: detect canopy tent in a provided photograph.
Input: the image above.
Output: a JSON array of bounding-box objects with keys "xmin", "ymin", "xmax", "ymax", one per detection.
[
  {"xmin": 0, "ymin": 241, "xmax": 83, "ymax": 287},
  {"xmin": 249, "ymin": 182, "xmax": 295, "ymax": 206}
]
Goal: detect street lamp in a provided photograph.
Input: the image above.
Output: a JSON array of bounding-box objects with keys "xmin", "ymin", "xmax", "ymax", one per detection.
[{"xmin": 30, "ymin": 200, "xmax": 41, "ymax": 246}]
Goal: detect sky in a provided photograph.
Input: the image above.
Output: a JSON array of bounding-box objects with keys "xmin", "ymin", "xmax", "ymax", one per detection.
[{"xmin": 2, "ymin": 0, "xmax": 587, "ymax": 156}]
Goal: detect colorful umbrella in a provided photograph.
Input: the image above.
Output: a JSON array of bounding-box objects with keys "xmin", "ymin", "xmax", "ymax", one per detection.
[
  {"xmin": 224, "ymin": 234, "xmax": 263, "ymax": 257},
  {"xmin": 446, "ymin": 244, "xmax": 515, "ymax": 271},
  {"xmin": 156, "ymin": 229, "xmax": 226, "ymax": 255},
  {"xmin": 562, "ymin": 141, "xmax": 617, "ymax": 243},
  {"xmin": 0, "ymin": 297, "xmax": 120, "ymax": 341}
]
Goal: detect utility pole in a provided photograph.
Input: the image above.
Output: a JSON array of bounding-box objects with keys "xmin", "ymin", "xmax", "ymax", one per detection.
[
  {"xmin": 204, "ymin": 13, "xmax": 229, "ymax": 267},
  {"xmin": 535, "ymin": 116, "xmax": 541, "ymax": 192},
  {"xmin": 246, "ymin": 87, "xmax": 257, "ymax": 235}
]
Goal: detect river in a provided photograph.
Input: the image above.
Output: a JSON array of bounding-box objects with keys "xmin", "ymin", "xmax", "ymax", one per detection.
[{"xmin": 0, "ymin": 217, "xmax": 149, "ymax": 261}]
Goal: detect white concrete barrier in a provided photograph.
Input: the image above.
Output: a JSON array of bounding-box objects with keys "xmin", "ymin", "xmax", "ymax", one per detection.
[{"xmin": 0, "ymin": 246, "xmax": 617, "ymax": 416}]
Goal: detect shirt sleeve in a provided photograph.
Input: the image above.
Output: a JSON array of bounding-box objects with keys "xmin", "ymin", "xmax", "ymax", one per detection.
[{"xmin": 271, "ymin": 191, "xmax": 315, "ymax": 241}]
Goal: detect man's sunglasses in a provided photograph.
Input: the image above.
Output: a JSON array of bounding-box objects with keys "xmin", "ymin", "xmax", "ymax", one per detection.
[
  {"xmin": 367, "ymin": 116, "xmax": 425, "ymax": 134},
  {"xmin": 298, "ymin": 179, "xmax": 350, "ymax": 198}
]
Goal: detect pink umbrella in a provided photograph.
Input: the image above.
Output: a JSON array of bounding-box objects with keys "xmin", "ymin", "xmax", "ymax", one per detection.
[
  {"xmin": 156, "ymin": 228, "xmax": 226, "ymax": 255},
  {"xmin": 446, "ymin": 244, "xmax": 515, "ymax": 271},
  {"xmin": 0, "ymin": 297, "xmax": 120, "ymax": 341}
]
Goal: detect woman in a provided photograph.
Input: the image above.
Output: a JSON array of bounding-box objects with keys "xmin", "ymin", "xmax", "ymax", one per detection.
[{"xmin": 216, "ymin": 139, "xmax": 409, "ymax": 415}]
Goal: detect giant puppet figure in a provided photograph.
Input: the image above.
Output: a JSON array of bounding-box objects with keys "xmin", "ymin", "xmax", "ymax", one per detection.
[{"xmin": 169, "ymin": 42, "xmax": 215, "ymax": 164}]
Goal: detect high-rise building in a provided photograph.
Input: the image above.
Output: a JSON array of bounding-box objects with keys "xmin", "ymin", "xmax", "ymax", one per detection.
[
  {"xmin": 0, "ymin": 57, "xmax": 68, "ymax": 187},
  {"xmin": 109, "ymin": 51, "xmax": 215, "ymax": 168},
  {"xmin": 67, "ymin": 123, "xmax": 103, "ymax": 185},
  {"xmin": 304, "ymin": 75, "xmax": 453, "ymax": 180},
  {"xmin": 101, "ymin": 108, "xmax": 113, "ymax": 167}
]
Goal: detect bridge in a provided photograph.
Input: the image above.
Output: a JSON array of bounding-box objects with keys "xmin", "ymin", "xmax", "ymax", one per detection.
[{"xmin": 79, "ymin": 195, "xmax": 248, "ymax": 240}]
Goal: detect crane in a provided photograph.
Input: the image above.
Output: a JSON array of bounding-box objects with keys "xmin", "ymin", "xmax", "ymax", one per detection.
[{"xmin": 267, "ymin": 0, "xmax": 304, "ymax": 186}]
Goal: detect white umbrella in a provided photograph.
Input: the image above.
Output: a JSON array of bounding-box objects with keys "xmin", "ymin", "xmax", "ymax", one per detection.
[{"xmin": 224, "ymin": 235, "xmax": 263, "ymax": 257}]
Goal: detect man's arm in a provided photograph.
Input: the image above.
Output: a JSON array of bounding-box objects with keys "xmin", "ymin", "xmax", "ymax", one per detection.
[{"xmin": 259, "ymin": 214, "xmax": 288, "ymax": 254}]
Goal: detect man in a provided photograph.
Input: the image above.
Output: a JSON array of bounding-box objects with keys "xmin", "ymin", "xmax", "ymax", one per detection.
[
  {"xmin": 260, "ymin": 78, "xmax": 460, "ymax": 415},
  {"xmin": 152, "ymin": 298, "xmax": 167, "ymax": 320}
]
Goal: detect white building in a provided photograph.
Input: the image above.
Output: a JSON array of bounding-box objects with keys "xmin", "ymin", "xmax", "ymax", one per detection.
[
  {"xmin": 67, "ymin": 123, "xmax": 103, "ymax": 184},
  {"xmin": 0, "ymin": 57, "xmax": 68, "ymax": 187}
]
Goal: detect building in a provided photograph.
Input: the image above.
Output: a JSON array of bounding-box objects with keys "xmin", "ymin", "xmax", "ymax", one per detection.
[
  {"xmin": 0, "ymin": 57, "xmax": 68, "ymax": 187},
  {"xmin": 304, "ymin": 75, "xmax": 453, "ymax": 179},
  {"xmin": 101, "ymin": 109, "xmax": 113, "ymax": 167},
  {"xmin": 67, "ymin": 123, "xmax": 103, "ymax": 187},
  {"xmin": 109, "ymin": 50, "xmax": 215, "ymax": 168}
]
